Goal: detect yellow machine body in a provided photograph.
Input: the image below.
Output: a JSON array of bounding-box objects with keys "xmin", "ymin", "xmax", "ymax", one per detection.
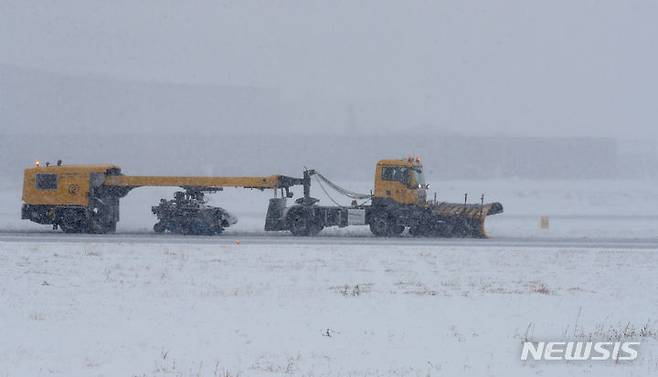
[
  {"xmin": 22, "ymin": 165, "xmax": 287, "ymax": 208},
  {"xmin": 20, "ymin": 158, "xmax": 502, "ymax": 237},
  {"xmin": 22, "ymin": 164, "xmax": 120, "ymax": 207},
  {"xmin": 20, "ymin": 163, "xmax": 302, "ymax": 233}
]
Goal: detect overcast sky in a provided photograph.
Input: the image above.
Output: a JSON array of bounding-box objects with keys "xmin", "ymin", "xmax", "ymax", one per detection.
[{"xmin": 1, "ymin": 0, "xmax": 657, "ymax": 138}]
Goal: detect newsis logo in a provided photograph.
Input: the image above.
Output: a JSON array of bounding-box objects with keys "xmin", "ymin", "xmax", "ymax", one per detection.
[{"xmin": 521, "ymin": 341, "xmax": 640, "ymax": 361}]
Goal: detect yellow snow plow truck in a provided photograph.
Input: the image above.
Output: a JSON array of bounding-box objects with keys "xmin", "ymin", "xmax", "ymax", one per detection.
[{"xmin": 21, "ymin": 158, "xmax": 503, "ymax": 237}]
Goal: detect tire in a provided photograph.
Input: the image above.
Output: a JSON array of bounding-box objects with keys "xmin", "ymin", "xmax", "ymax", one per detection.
[
  {"xmin": 288, "ymin": 207, "xmax": 322, "ymax": 236},
  {"xmin": 59, "ymin": 209, "xmax": 87, "ymax": 233},
  {"xmin": 171, "ymin": 221, "xmax": 189, "ymax": 235},
  {"xmin": 211, "ymin": 224, "xmax": 224, "ymax": 235},
  {"xmin": 153, "ymin": 222, "xmax": 166, "ymax": 233},
  {"xmin": 106, "ymin": 221, "xmax": 117, "ymax": 233},
  {"xmin": 409, "ymin": 224, "xmax": 427, "ymax": 237},
  {"xmin": 88, "ymin": 218, "xmax": 117, "ymax": 234},
  {"xmin": 61, "ymin": 222, "xmax": 84, "ymax": 233},
  {"xmin": 308, "ymin": 223, "xmax": 324, "ymax": 236},
  {"xmin": 183, "ymin": 218, "xmax": 220, "ymax": 236},
  {"xmin": 449, "ymin": 219, "xmax": 470, "ymax": 238},
  {"xmin": 369, "ymin": 213, "xmax": 397, "ymax": 237},
  {"xmin": 188, "ymin": 218, "xmax": 210, "ymax": 235}
]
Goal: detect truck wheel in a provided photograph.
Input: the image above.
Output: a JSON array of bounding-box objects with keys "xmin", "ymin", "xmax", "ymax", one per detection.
[
  {"xmin": 211, "ymin": 224, "xmax": 224, "ymax": 235},
  {"xmin": 176, "ymin": 222, "xmax": 192, "ymax": 235},
  {"xmin": 391, "ymin": 224, "xmax": 405, "ymax": 235},
  {"xmin": 288, "ymin": 207, "xmax": 321, "ymax": 236},
  {"xmin": 189, "ymin": 218, "xmax": 212, "ymax": 235},
  {"xmin": 153, "ymin": 222, "xmax": 166, "ymax": 233},
  {"xmin": 97, "ymin": 221, "xmax": 116, "ymax": 234},
  {"xmin": 106, "ymin": 221, "xmax": 117, "ymax": 233},
  {"xmin": 61, "ymin": 221, "xmax": 84, "ymax": 233},
  {"xmin": 88, "ymin": 218, "xmax": 116, "ymax": 234},
  {"xmin": 308, "ymin": 223, "xmax": 323, "ymax": 236},
  {"xmin": 369, "ymin": 214, "xmax": 399, "ymax": 237},
  {"xmin": 199, "ymin": 220, "xmax": 222, "ymax": 236},
  {"xmin": 449, "ymin": 219, "xmax": 470, "ymax": 238},
  {"xmin": 409, "ymin": 224, "xmax": 428, "ymax": 237},
  {"xmin": 58, "ymin": 209, "xmax": 88, "ymax": 233}
]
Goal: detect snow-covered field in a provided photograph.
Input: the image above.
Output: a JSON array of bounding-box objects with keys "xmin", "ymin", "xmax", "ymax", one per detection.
[
  {"xmin": 1, "ymin": 240, "xmax": 657, "ymax": 376},
  {"xmin": 1, "ymin": 179, "xmax": 658, "ymax": 376}
]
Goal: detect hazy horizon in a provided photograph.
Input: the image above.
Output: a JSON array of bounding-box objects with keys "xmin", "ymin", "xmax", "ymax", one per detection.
[{"xmin": 2, "ymin": 1, "xmax": 657, "ymax": 140}]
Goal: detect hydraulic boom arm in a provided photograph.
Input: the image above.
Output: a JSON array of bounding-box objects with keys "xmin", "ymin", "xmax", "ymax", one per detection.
[{"xmin": 103, "ymin": 174, "xmax": 305, "ymax": 192}]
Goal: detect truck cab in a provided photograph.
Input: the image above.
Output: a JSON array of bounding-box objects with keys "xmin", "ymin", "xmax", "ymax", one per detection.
[{"xmin": 373, "ymin": 158, "xmax": 428, "ymax": 206}]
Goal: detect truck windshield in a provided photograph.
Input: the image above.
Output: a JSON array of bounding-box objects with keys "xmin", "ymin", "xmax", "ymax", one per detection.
[{"xmin": 409, "ymin": 168, "xmax": 425, "ymax": 187}]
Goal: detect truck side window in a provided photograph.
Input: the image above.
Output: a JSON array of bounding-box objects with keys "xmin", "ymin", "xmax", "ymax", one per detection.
[
  {"xmin": 35, "ymin": 174, "xmax": 58, "ymax": 190},
  {"xmin": 382, "ymin": 167, "xmax": 396, "ymax": 181}
]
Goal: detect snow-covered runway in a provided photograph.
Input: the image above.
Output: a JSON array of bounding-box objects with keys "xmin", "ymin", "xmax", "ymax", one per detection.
[{"xmin": 2, "ymin": 229, "xmax": 658, "ymax": 250}]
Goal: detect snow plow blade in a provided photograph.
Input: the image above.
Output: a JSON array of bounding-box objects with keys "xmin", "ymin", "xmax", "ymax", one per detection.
[{"xmin": 430, "ymin": 201, "xmax": 504, "ymax": 238}]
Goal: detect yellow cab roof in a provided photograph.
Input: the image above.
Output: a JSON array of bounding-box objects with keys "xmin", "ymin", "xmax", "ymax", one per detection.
[
  {"xmin": 24, "ymin": 164, "xmax": 120, "ymax": 175},
  {"xmin": 377, "ymin": 158, "xmax": 423, "ymax": 167}
]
